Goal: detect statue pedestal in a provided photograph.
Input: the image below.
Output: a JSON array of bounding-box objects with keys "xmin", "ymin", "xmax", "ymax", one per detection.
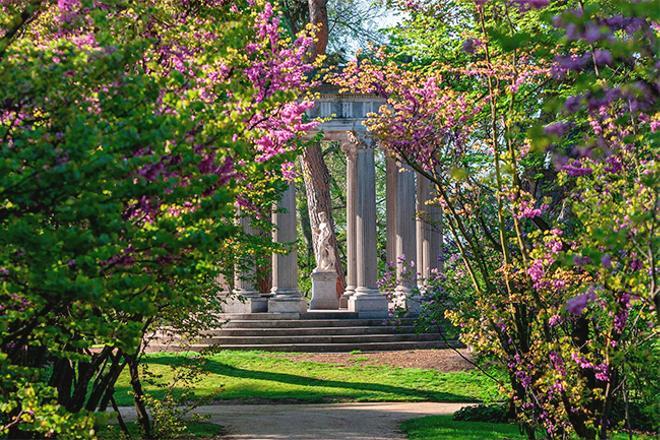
[{"xmin": 309, "ymin": 270, "xmax": 339, "ymax": 310}]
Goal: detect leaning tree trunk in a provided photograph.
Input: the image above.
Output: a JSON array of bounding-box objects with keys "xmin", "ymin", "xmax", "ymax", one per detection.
[
  {"xmin": 300, "ymin": 147, "xmax": 346, "ymax": 296},
  {"xmin": 301, "ymin": 0, "xmax": 345, "ymax": 297}
]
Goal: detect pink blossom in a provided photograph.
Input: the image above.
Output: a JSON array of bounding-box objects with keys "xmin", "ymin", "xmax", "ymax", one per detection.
[
  {"xmin": 600, "ymin": 254, "xmax": 612, "ymax": 269},
  {"xmin": 560, "ymin": 159, "xmax": 593, "ymax": 176},
  {"xmin": 58, "ymin": 0, "xmax": 79, "ymax": 12},
  {"xmin": 281, "ymin": 161, "xmax": 297, "ymax": 182},
  {"xmin": 546, "ymin": 239, "xmax": 563, "ymax": 254},
  {"xmin": 571, "ymin": 352, "xmax": 593, "ymax": 369},
  {"xmin": 72, "ymin": 33, "xmax": 97, "ymax": 49},
  {"xmin": 548, "ymin": 314, "xmax": 562, "ymax": 327},
  {"xmin": 594, "ymin": 363, "xmax": 610, "ymax": 382},
  {"xmin": 566, "ymin": 289, "xmax": 596, "ymax": 315},
  {"xmin": 515, "ymin": 199, "xmax": 548, "ymax": 219},
  {"xmin": 57, "ymin": 0, "xmax": 80, "ymax": 22},
  {"xmin": 528, "ymin": 259, "xmax": 545, "ymax": 283},
  {"xmin": 513, "ymin": 0, "xmax": 549, "ymax": 11}
]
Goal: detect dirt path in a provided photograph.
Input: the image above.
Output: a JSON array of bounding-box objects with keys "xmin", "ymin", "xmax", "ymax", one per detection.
[
  {"xmin": 278, "ymin": 348, "xmax": 474, "ymax": 371},
  {"xmin": 120, "ymin": 402, "xmax": 472, "ymax": 440}
]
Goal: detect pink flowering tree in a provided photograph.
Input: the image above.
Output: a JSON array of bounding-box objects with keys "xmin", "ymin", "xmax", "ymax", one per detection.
[
  {"xmin": 337, "ymin": 0, "xmax": 657, "ymax": 437},
  {"xmin": 0, "ymin": 0, "xmax": 317, "ymax": 437}
]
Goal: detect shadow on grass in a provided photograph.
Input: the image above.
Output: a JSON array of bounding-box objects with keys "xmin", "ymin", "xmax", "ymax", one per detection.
[{"xmin": 114, "ymin": 355, "xmax": 481, "ymax": 404}]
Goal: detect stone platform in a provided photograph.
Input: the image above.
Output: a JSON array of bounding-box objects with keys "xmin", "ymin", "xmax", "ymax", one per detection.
[{"xmin": 146, "ymin": 311, "xmax": 460, "ymax": 353}]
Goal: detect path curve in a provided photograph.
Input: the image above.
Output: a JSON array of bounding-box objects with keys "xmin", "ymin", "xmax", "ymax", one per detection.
[{"xmin": 122, "ymin": 402, "xmax": 473, "ymax": 440}]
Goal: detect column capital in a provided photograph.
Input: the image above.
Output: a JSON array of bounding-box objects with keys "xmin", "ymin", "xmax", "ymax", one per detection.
[
  {"xmin": 340, "ymin": 140, "xmax": 358, "ymax": 160},
  {"xmin": 347, "ymin": 130, "xmax": 375, "ymax": 150}
]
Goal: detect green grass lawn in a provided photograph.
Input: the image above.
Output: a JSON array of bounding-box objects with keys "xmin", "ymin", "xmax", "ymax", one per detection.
[
  {"xmin": 98, "ymin": 421, "xmax": 222, "ymax": 440},
  {"xmin": 113, "ymin": 350, "xmax": 502, "ymax": 406},
  {"xmin": 401, "ymin": 416, "xmax": 654, "ymax": 440}
]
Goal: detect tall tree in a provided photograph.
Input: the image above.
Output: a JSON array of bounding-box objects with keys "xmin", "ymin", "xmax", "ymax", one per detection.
[
  {"xmin": 0, "ymin": 1, "xmax": 317, "ymax": 436},
  {"xmin": 293, "ymin": 0, "xmax": 345, "ymax": 297}
]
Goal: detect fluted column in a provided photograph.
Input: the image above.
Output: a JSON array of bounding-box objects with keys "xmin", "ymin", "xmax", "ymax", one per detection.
[
  {"xmin": 340, "ymin": 141, "xmax": 358, "ymax": 308},
  {"xmin": 223, "ymin": 210, "xmax": 268, "ymax": 313},
  {"xmin": 395, "ymin": 162, "xmax": 418, "ymax": 313},
  {"xmin": 268, "ymin": 183, "xmax": 306, "ymax": 315},
  {"xmin": 416, "ymin": 173, "xmax": 443, "ymax": 288},
  {"xmin": 416, "ymin": 177, "xmax": 428, "ymax": 284},
  {"xmin": 385, "ymin": 157, "xmax": 398, "ymax": 267},
  {"xmin": 234, "ymin": 213, "xmax": 258, "ymax": 296},
  {"xmin": 348, "ymin": 140, "xmax": 388, "ymax": 318}
]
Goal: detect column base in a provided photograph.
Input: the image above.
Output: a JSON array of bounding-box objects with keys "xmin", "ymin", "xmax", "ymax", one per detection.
[
  {"xmin": 268, "ymin": 294, "xmax": 307, "ymax": 316},
  {"xmin": 223, "ymin": 291, "xmax": 268, "ymax": 313},
  {"xmin": 309, "ymin": 270, "xmax": 339, "ymax": 310},
  {"xmin": 403, "ymin": 295, "xmax": 422, "ymax": 316},
  {"xmin": 348, "ymin": 288, "xmax": 389, "ymax": 318},
  {"xmin": 394, "ymin": 286, "xmax": 422, "ymax": 316},
  {"xmin": 339, "ymin": 286, "xmax": 356, "ymax": 309}
]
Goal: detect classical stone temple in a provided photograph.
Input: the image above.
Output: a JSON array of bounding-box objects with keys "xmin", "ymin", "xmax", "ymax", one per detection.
[
  {"xmin": 226, "ymin": 85, "xmax": 443, "ymax": 319},
  {"xmin": 148, "ymin": 87, "xmax": 448, "ymax": 352}
]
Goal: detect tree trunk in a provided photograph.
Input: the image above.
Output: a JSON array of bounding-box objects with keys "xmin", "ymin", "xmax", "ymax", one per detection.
[
  {"xmin": 307, "ymin": 0, "xmax": 328, "ymax": 57},
  {"xmin": 303, "ymin": 0, "xmax": 345, "ymax": 298},
  {"xmin": 300, "ymin": 147, "xmax": 346, "ymax": 297},
  {"xmin": 298, "ymin": 192, "xmax": 315, "ymax": 271},
  {"xmin": 125, "ymin": 353, "xmax": 153, "ymax": 439}
]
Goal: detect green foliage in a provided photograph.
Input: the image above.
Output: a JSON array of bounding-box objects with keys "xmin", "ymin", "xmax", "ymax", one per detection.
[
  {"xmin": 0, "ymin": 0, "xmax": 316, "ymax": 437},
  {"xmin": 140, "ymin": 354, "xmax": 211, "ymax": 440},
  {"xmin": 0, "ymin": 379, "xmax": 96, "ymax": 439},
  {"xmin": 453, "ymin": 404, "xmax": 512, "ymax": 424},
  {"xmin": 361, "ymin": 0, "xmax": 659, "ymax": 437}
]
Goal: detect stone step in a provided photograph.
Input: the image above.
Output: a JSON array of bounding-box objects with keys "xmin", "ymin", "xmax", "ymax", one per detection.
[
  {"xmin": 220, "ymin": 312, "xmax": 362, "ymax": 320},
  {"xmin": 221, "ymin": 319, "xmax": 413, "ymax": 328},
  {"xmin": 195, "ymin": 333, "xmax": 441, "ymax": 345},
  {"xmin": 199, "ymin": 326, "xmax": 422, "ymax": 337},
  {"xmin": 144, "ymin": 340, "xmax": 460, "ymax": 353},
  {"xmin": 219, "ymin": 313, "xmax": 301, "ymax": 321},
  {"xmin": 302, "ymin": 311, "xmax": 360, "ymax": 319}
]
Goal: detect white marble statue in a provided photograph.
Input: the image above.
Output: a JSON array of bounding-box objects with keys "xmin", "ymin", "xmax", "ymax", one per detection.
[{"xmin": 314, "ymin": 211, "xmax": 336, "ymax": 272}]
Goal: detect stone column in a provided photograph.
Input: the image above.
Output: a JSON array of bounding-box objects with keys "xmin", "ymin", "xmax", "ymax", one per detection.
[
  {"xmin": 416, "ymin": 176, "xmax": 428, "ymax": 283},
  {"xmin": 385, "ymin": 157, "xmax": 398, "ymax": 267},
  {"xmin": 340, "ymin": 141, "xmax": 358, "ymax": 309},
  {"xmin": 416, "ymin": 173, "xmax": 443, "ymax": 287},
  {"xmin": 348, "ymin": 140, "xmax": 388, "ymax": 318},
  {"xmin": 395, "ymin": 162, "xmax": 419, "ymax": 314},
  {"xmin": 268, "ymin": 183, "xmax": 306, "ymax": 315},
  {"xmin": 226, "ymin": 211, "xmax": 268, "ymax": 313}
]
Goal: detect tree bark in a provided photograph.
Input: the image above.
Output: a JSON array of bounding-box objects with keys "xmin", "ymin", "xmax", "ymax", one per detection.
[
  {"xmin": 302, "ymin": 0, "xmax": 345, "ymax": 298},
  {"xmin": 125, "ymin": 353, "xmax": 153, "ymax": 439},
  {"xmin": 298, "ymin": 192, "xmax": 315, "ymax": 270},
  {"xmin": 308, "ymin": 0, "xmax": 329, "ymax": 57},
  {"xmin": 300, "ymin": 146, "xmax": 346, "ymax": 296}
]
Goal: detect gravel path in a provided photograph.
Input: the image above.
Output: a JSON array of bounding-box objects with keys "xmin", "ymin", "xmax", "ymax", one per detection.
[
  {"xmin": 119, "ymin": 402, "xmax": 471, "ymax": 439},
  {"xmin": 278, "ymin": 348, "xmax": 474, "ymax": 371}
]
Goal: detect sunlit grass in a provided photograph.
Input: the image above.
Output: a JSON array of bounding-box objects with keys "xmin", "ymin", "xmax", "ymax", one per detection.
[
  {"xmin": 114, "ymin": 350, "xmax": 503, "ymax": 406},
  {"xmin": 402, "ymin": 416, "xmax": 654, "ymax": 440}
]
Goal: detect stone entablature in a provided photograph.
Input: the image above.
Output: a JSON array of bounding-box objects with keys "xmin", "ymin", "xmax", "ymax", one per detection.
[{"xmin": 308, "ymin": 85, "xmax": 386, "ymax": 134}]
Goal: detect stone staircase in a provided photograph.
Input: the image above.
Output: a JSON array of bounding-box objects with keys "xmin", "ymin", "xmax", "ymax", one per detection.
[{"xmin": 146, "ymin": 311, "xmax": 459, "ymax": 353}]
